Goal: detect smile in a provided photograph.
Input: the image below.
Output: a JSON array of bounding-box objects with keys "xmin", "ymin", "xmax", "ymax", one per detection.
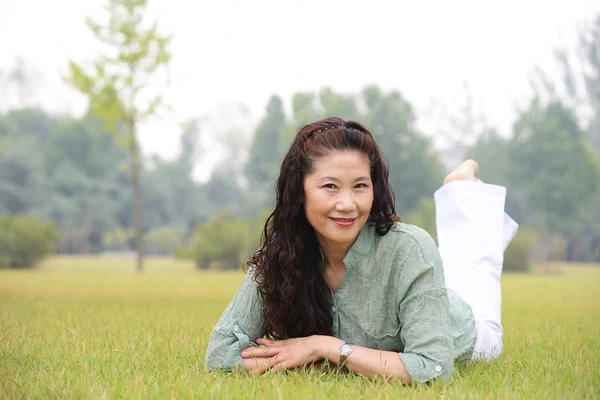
[{"xmin": 330, "ymin": 217, "xmax": 356, "ymax": 227}]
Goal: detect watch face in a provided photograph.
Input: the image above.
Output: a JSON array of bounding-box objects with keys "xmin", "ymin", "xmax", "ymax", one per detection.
[{"xmin": 340, "ymin": 344, "xmax": 352, "ymax": 355}]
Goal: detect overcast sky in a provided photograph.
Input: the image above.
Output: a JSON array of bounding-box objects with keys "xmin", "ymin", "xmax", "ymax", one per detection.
[{"xmin": 1, "ymin": 0, "xmax": 598, "ymax": 178}]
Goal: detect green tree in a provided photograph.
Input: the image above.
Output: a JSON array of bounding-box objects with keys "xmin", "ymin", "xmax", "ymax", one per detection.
[
  {"xmin": 509, "ymin": 99, "xmax": 599, "ymax": 261},
  {"xmin": 66, "ymin": 0, "xmax": 172, "ymax": 271},
  {"xmin": 361, "ymin": 85, "xmax": 445, "ymax": 215},
  {"xmin": 245, "ymin": 95, "xmax": 287, "ymax": 212},
  {"xmin": 526, "ymin": 14, "xmax": 600, "ymax": 261},
  {"xmin": 317, "ymin": 87, "xmax": 360, "ymax": 120},
  {"xmin": 290, "ymin": 92, "xmax": 319, "ymax": 129}
]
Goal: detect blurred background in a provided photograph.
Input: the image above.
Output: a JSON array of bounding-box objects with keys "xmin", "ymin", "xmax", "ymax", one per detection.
[{"xmin": 1, "ymin": 0, "xmax": 599, "ymax": 273}]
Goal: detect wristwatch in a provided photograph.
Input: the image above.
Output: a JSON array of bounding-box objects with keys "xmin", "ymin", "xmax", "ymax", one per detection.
[{"xmin": 339, "ymin": 342, "xmax": 353, "ymax": 368}]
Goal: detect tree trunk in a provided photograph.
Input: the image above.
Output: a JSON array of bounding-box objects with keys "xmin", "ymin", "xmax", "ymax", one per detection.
[{"xmin": 131, "ymin": 134, "xmax": 143, "ymax": 273}]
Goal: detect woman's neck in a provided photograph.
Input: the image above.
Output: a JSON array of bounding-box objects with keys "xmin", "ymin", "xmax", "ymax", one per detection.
[{"xmin": 317, "ymin": 234, "xmax": 357, "ymax": 272}]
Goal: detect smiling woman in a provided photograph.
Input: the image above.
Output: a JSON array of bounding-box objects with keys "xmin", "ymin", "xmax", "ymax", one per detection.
[{"xmin": 204, "ymin": 117, "xmax": 518, "ymax": 385}]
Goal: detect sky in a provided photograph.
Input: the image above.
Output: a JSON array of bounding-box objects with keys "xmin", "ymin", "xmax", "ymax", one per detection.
[{"xmin": 1, "ymin": 0, "xmax": 598, "ymax": 179}]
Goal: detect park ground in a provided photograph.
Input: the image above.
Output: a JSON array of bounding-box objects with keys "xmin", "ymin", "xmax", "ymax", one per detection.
[{"xmin": 1, "ymin": 257, "xmax": 599, "ymax": 399}]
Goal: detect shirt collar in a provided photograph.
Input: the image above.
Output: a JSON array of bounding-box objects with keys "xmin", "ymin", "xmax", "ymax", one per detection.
[{"xmin": 342, "ymin": 223, "xmax": 374, "ymax": 269}]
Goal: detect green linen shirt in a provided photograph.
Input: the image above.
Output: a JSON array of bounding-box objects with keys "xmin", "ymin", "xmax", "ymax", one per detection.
[{"xmin": 205, "ymin": 223, "xmax": 476, "ymax": 383}]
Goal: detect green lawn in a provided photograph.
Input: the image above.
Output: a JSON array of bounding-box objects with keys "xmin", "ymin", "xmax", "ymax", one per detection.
[{"xmin": 1, "ymin": 256, "xmax": 599, "ymax": 399}]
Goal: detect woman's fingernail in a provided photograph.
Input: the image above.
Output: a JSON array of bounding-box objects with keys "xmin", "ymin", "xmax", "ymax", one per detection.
[{"xmin": 241, "ymin": 351, "xmax": 248, "ymax": 357}]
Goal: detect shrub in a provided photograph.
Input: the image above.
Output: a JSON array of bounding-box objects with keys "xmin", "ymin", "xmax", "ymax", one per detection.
[
  {"xmin": 189, "ymin": 210, "xmax": 254, "ymax": 270},
  {"xmin": 548, "ymin": 234, "xmax": 567, "ymax": 262},
  {"xmin": 174, "ymin": 245, "xmax": 193, "ymax": 260},
  {"xmin": 102, "ymin": 227, "xmax": 133, "ymax": 251},
  {"xmin": 0, "ymin": 215, "xmax": 59, "ymax": 268},
  {"xmin": 504, "ymin": 227, "xmax": 539, "ymax": 272},
  {"xmin": 403, "ymin": 197, "xmax": 437, "ymax": 243},
  {"xmin": 144, "ymin": 227, "xmax": 185, "ymax": 256}
]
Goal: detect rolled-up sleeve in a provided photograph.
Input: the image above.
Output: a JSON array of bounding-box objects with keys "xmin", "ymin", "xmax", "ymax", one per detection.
[
  {"xmin": 205, "ymin": 269, "xmax": 267, "ymax": 371},
  {"xmin": 397, "ymin": 235, "xmax": 455, "ymax": 383}
]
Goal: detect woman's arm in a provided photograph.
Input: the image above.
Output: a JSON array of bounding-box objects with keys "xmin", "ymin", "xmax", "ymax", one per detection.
[
  {"xmin": 317, "ymin": 338, "xmax": 412, "ymax": 382},
  {"xmin": 241, "ymin": 335, "xmax": 411, "ymax": 382},
  {"xmin": 205, "ymin": 268, "xmax": 267, "ymax": 371}
]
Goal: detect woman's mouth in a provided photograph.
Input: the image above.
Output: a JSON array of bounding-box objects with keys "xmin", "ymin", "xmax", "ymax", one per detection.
[{"xmin": 330, "ymin": 218, "xmax": 356, "ymax": 227}]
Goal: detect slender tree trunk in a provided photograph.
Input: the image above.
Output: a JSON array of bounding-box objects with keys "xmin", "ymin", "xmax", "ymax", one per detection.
[{"xmin": 130, "ymin": 132, "xmax": 143, "ymax": 272}]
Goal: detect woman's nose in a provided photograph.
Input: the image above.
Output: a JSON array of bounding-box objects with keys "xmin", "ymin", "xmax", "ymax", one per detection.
[{"xmin": 336, "ymin": 192, "xmax": 356, "ymax": 211}]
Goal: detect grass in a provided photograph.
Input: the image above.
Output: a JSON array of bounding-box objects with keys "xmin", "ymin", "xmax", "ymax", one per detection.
[{"xmin": 1, "ymin": 256, "xmax": 599, "ymax": 399}]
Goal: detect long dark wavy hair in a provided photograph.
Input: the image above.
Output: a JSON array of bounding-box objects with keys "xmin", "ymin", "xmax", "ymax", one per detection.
[{"xmin": 247, "ymin": 117, "xmax": 401, "ymax": 339}]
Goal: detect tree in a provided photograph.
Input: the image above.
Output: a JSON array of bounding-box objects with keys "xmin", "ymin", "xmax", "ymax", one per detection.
[
  {"xmin": 0, "ymin": 109, "xmax": 60, "ymax": 216},
  {"xmin": 361, "ymin": 85, "xmax": 445, "ymax": 215},
  {"xmin": 509, "ymin": 99, "xmax": 599, "ymax": 261},
  {"xmin": 40, "ymin": 118, "xmax": 127, "ymax": 253},
  {"xmin": 245, "ymin": 95, "xmax": 288, "ymax": 212},
  {"xmin": 526, "ymin": 13, "xmax": 600, "ymax": 262},
  {"xmin": 66, "ymin": 0, "xmax": 172, "ymax": 272}
]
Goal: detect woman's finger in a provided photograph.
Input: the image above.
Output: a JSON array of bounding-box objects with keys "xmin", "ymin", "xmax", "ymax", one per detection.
[
  {"xmin": 241, "ymin": 346, "xmax": 277, "ymax": 358},
  {"xmin": 243, "ymin": 357, "xmax": 270, "ymax": 375},
  {"xmin": 270, "ymin": 359, "xmax": 287, "ymax": 373}
]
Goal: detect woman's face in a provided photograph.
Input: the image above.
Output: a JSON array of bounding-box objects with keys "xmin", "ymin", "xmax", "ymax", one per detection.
[{"xmin": 303, "ymin": 150, "xmax": 374, "ymax": 250}]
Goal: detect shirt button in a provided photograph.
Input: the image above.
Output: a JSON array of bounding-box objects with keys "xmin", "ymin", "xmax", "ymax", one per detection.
[
  {"xmin": 435, "ymin": 365, "xmax": 442, "ymax": 372},
  {"xmin": 331, "ymin": 306, "xmax": 337, "ymax": 313},
  {"xmin": 233, "ymin": 324, "xmax": 239, "ymax": 332}
]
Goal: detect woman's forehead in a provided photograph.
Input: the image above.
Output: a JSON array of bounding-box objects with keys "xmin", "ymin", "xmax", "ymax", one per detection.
[
  {"xmin": 309, "ymin": 151, "xmax": 370, "ymax": 178},
  {"xmin": 313, "ymin": 150, "xmax": 369, "ymax": 167}
]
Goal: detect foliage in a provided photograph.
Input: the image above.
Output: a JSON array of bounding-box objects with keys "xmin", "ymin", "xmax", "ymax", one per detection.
[
  {"xmin": 144, "ymin": 227, "xmax": 185, "ymax": 256},
  {"xmin": 547, "ymin": 234, "xmax": 568, "ymax": 262},
  {"xmin": 189, "ymin": 211, "xmax": 255, "ymax": 270},
  {"xmin": 0, "ymin": 215, "xmax": 58, "ymax": 268},
  {"xmin": 244, "ymin": 95, "xmax": 287, "ymax": 211},
  {"xmin": 402, "ymin": 198, "xmax": 437, "ymax": 242},
  {"xmin": 361, "ymin": 86, "xmax": 445, "ymax": 214},
  {"xmin": 509, "ymin": 100, "xmax": 599, "ymax": 234},
  {"xmin": 103, "ymin": 226, "xmax": 133, "ymax": 251},
  {"xmin": 527, "ymin": 15, "xmax": 600, "ymax": 261},
  {"xmin": 503, "ymin": 227, "xmax": 539, "ymax": 272}
]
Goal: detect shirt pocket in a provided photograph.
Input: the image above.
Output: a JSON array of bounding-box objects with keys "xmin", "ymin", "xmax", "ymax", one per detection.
[{"xmin": 362, "ymin": 323, "xmax": 403, "ymax": 352}]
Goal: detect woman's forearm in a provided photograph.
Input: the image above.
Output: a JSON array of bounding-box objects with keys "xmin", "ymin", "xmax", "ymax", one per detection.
[{"xmin": 317, "ymin": 336, "xmax": 411, "ymax": 384}]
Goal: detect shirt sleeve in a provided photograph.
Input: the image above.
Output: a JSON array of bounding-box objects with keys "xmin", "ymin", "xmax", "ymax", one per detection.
[
  {"xmin": 396, "ymin": 230, "xmax": 455, "ymax": 383},
  {"xmin": 205, "ymin": 268, "xmax": 267, "ymax": 371}
]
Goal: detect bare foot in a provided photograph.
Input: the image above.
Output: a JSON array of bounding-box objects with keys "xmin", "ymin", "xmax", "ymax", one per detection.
[{"xmin": 443, "ymin": 159, "xmax": 479, "ymax": 185}]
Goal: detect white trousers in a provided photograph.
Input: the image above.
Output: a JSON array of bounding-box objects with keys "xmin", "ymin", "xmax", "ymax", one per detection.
[{"xmin": 434, "ymin": 181, "xmax": 518, "ymax": 361}]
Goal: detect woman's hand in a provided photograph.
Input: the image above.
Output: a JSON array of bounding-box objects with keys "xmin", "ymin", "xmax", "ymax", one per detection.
[{"xmin": 241, "ymin": 335, "xmax": 342, "ymax": 374}]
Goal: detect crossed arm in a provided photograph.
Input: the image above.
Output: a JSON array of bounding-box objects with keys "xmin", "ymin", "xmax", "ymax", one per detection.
[{"xmin": 240, "ymin": 335, "xmax": 411, "ymax": 383}]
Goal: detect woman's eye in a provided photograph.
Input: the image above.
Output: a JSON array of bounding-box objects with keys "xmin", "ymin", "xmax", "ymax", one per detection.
[
  {"xmin": 323, "ymin": 184, "xmax": 337, "ymax": 189},
  {"xmin": 355, "ymin": 183, "xmax": 368, "ymax": 189}
]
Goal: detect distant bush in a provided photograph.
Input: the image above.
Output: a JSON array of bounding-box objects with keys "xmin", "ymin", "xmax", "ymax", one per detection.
[
  {"xmin": 144, "ymin": 227, "xmax": 185, "ymax": 256},
  {"xmin": 174, "ymin": 245, "xmax": 193, "ymax": 260},
  {"xmin": 504, "ymin": 227, "xmax": 539, "ymax": 272},
  {"xmin": 103, "ymin": 227, "xmax": 133, "ymax": 251},
  {"xmin": 548, "ymin": 234, "xmax": 567, "ymax": 262},
  {"xmin": 403, "ymin": 198, "xmax": 437, "ymax": 243},
  {"xmin": 0, "ymin": 216, "xmax": 59, "ymax": 268},
  {"xmin": 189, "ymin": 210, "xmax": 256, "ymax": 270}
]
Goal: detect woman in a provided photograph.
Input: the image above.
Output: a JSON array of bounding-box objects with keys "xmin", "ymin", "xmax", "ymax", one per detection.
[{"xmin": 205, "ymin": 117, "xmax": 518, "ymax": 384}]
